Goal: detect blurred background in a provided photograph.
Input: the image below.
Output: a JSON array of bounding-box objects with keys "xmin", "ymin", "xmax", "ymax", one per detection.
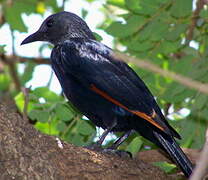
[{"xmin": 0, "ymin": 0, "xmax": 208, "ymax": 174}]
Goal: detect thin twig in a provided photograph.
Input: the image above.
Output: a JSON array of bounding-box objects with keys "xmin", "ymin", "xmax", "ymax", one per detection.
[
  {"xmin": 2, "ymin": 51, "xmax": 208, "ymax": 95},
  {"xmin": 186, "ymin": 0, "xmax": 206, "ymax": 44},
  {"xmin": 190, "ymin": 129, "xmax": 208, "ymax": 180},
  {"xmin": 46, "ymin": 70, "xmax": 54, "ymax": 88},
  {"xmin": 8, "ymin": 62, "xmax": 21, "ymax": 91},
  {"xmin": 22, "ymin": 87, "xmax": 31, "ymax": 122},
  {"xmin": 113, "ymin": 52, "xmax": 208, "ymax": 95},
  {"xmin": 61, "ymin": 0, "xmax": 66, "ymax": 11},
  {"xmin": 7, "ymin": 29, "xmax": 21, "ymax": 91}
]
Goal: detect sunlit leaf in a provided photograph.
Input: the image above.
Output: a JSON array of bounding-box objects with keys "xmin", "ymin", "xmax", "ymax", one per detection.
[
  {"xmin": 153, "ymin": 162, "xmax": 177, "ymax": 174},
  {"xmin": 35, "ymin": 121, "xmax": 59, "ymax": 135},
  {"xmin": 107, "ymin": 0, "xmax": 125, "ymax": 9},
  {"xmin": 33, "ymin": 87, "xmax": 62, "ymax": 102},
  {"xmin": 0, "ymin": 73, "xmax": 10, "ymax": 91},
  {"xmin": 36, "ymin": 2, "xmax": 46, "ymax": 14},
  {"xmin": 126, "ymin": 136, "xmax": 143, "ymax": 155},
  {"xmin": 15, "ymin": 92, "xmax": 34, "ymax": 112}
]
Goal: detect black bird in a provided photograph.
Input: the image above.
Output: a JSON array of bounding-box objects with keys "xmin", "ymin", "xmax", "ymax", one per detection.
[{"xmin": 21, "ymin": 11, "xmax": 193, "ymax": 177}]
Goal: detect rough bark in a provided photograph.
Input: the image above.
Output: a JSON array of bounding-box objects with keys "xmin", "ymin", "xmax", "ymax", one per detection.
[{"xmin": 0, "ymin": 102, "xmax": 172, "ymax": 180}]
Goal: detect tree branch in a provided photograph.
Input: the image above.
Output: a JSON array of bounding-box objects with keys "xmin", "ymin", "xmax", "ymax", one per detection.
[
  {"xmin": 1, "ymin": 52, "xmax": 208, "ymax": 95},
  {"xmin": 0, "ymin": 54, "xmax": 50, "ymax": 65},
  {"xmin": 21, "ymin": 87, "xmax": 31, "ymax": 122},
  {"xmin": 6, "ymin": 29, "xmax": 21, "ymax": 91},
  {"xmin": 113, "ymin": 52, "xmax": 208, "ymax": 95},
  {"xmin": 7, "ymin": 62, "xmax": 21, "ymax": 91},
  {"xmin": 186, "ymin": 0, "xmax": 206, "ymax": 44}
]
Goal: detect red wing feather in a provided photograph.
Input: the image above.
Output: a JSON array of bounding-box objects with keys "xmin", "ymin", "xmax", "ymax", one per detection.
[{"xmin": 90, "ymin": 84, "xmax": 164, "ymax": 132}]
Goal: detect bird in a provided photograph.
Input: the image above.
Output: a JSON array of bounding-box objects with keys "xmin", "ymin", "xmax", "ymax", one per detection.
[{"xmin": 21, "ymin": 11, "xmax": 193, "ymax": 177}]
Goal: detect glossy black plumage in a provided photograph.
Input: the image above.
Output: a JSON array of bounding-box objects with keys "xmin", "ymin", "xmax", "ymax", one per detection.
[{"xmin": 21, "ymin": 11, "xmax": 193, "ymax": 177}]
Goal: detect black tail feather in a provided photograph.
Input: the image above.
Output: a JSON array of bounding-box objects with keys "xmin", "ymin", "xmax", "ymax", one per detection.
[{"xmin": 153, "ymin": 131, "xmax": 193, "ymax": 177}]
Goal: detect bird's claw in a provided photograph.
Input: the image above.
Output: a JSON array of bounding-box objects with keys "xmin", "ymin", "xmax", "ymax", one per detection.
[
  {"xmin": 84, "ymin": 143, "xmax": 103, "ymax": 152},
  {"xmin": 102, "ymin": 149, "xmax": 132, "ymax": 159}
]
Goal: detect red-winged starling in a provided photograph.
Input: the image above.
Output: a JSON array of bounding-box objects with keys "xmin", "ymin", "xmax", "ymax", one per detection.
[{"xmin": 21, "ymin": 11, "xmax": 193, "ymax": 177}]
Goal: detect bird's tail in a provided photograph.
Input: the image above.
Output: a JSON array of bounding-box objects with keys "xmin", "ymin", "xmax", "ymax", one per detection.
[{"xmin": 153, "ymin": 131, "xmax": 193, "ymax": 177}]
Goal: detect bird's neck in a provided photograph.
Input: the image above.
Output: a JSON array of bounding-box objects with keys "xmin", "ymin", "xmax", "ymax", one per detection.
[{"xmin": 52, "ymin": 32, "xmax": 95, "ymax": 45}]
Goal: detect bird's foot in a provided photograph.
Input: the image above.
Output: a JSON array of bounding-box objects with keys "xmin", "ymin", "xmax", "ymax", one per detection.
[
  {"xmin": 84, "ymin": 144, "xmax": 132, "ymax": 158},
  {"xmin": 84, "ymin": 143, "xmax": 103, "ymax": 152},
  {"xmin": 102, "ymin": 148, "xmax": 132, "ymax": 159}
]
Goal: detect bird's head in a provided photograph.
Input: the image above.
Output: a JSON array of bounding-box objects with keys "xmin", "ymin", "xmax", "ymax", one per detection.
[{"xmin": 21, "ymin": 11, "xmax": 95, "ymax": 46}]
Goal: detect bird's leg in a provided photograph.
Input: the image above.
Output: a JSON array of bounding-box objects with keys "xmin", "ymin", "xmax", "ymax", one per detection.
[
  {"xmin": 85, "ymin": 120, "xmax": 117, "ymax": 151},
  {"xmin": 87, "ymin": 124, "xmax": 133, "ymax": 158},
  {"xmin": 96, "ymin": 127, "xmax": 113, "ymax": 146},
  {"xmin": 102, "ymin": 130, "xmax": 133, "ymax": 158},
  {"xmin": 95, "ymin": 120, "xmax": 117, "ymax": 146},
  {"xmin": 109, "ymin": 130, "xmax": 134, "ymax": 150}
]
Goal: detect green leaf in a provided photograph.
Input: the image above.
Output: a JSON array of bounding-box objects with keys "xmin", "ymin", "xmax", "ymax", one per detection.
[
  {"xmin": 179, "ymin": 115, "xmax": 207, "ymax": 148},
  {"xmin": 126, "ymin": 136, "xmax": 143, "ymax": 155},
  {"xmin": 150, "ymin": 23, "xmax": 169, "ymax": 41},
  {"xmin": 35, "ymin": 121, "xmax": 59, "ymax": 135},
  {"xmin": 81, "ymin": 8, "xmax": 88, "ymax": 19},
  {"xmin": 153, "ymin": 162, "xmax": 176, "ymax": 174},
  {"xmin": 170, "ymin": 0, "xmax": 192, "ymax": 18},
  {"xmin": 29, "ymin": 109, "xmax": 50, "ymax": 123},
  {"xmin": 77, "ymin": 120, "xmax": 95, "ymax": 136},
  {"xmin": 137, "ymin": 21, "xmax": 168, "ymax": 41},
  {"xmin": 70, "ymin": 133, "xmax": 85, "ymax": 146},
  {"xmin": 4, "ymin": 0, "xmax": 36, "ymax": 32},
  {"xmin": 157, "ymin": 40, "xmax": 181, "ymax": 54},
  {"xmin": 125, "ymin": 0, "xmax": 141, "ymax": 13},
  {"xmin": 93, "ymin": 32, "xmax": 103, "ymax": 41},
  {"xmin": 55, "ymin": 103, "xmax": 74, "ymax": 121},
  {"xmin": 86, "ymin": 0, "xmax": 96, "ymax": 2},
  {"xmin": 161, "ymin": 83, "xmax": 195, "ymax": 103},
  {"xmin": 45, "ymin": 0, "xmax": 58, "ymax": 12},
  {"xmin": 56, "ymin": 121, "xmax": 67, "ymax": 132},
  {"xmin": 200, "ymin": 9, "xmax": 208, "ymax": 18},
  {"xmin": 165, "ymin": 24, "xmax": 188, "ymax": 41},
  {"xmin": 0, "ymin": 45, "xmax": 6, "ymax": 53},
  {"xmin": 107, "ymin": 0, "xmax": 125, "ymax": 9},
  {"xmin": 194, "ymin": 94, "xmax": 208, "ymax": 110},
  {"xmin": 106, "ymin": 15, "xmax": 145, "ymax": 38},
  {"xmin": 33, "ymin": 87, "xmax": 62, "ymax": 102},
  {"xmin": 0, "ymin": 73, "xmax": 10, "ymax": 91},
  {"xmin": 15, "ymin": 92, "xmax": 35, "ymax": 112},
  {"xmin": 125, "ymin": 0, "xmax": 166, "ymax": 15},
  {"xmin": 36, "ymin": 2, "xmax": 46, "ymax": 14},
  {"xmin": 127, "ymin": 40, "xmax": 154, "ymax": 52}
]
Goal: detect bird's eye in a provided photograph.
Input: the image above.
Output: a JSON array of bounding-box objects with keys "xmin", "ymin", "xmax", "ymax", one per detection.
[{"xmin": 46, "ymin": 20, "xmax": 53, "ymax": 28}]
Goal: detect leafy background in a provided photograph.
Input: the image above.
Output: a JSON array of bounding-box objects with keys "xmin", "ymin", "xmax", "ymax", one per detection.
[{"xmin": 0, "ymin": 0, "xmax": 207, "ymax": 174}]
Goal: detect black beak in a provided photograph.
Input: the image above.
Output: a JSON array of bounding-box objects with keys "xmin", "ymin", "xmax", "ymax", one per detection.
[{"xmin": 21, "ymin": 31, "xmax": 45, "ymax": 45}]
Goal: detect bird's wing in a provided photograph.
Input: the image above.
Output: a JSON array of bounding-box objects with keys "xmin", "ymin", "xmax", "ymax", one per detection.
[{"xmin": 54, "ymin": 38, "xmax": 180, "ymax": 138}]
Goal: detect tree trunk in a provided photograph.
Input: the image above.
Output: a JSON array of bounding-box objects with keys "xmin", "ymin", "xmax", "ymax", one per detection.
[{"xmin": 0, "ymin": 102, "xmax": 171, "ymax": 180}]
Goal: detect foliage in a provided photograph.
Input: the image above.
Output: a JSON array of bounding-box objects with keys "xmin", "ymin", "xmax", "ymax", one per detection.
[
  {"xmin": 153, "ymin": 161, "xmax": 177, "ymax": 174},
  {"xmin": 15, "ymin": 87, "xmax": 96, "ymax": 146},
  {"xmin": 103, "ymin": 0, "xmax": 208, "ymax": 150},
  {"xmin": 0, "ymin": 0, "xmax": 208, "ymax": 175}
]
